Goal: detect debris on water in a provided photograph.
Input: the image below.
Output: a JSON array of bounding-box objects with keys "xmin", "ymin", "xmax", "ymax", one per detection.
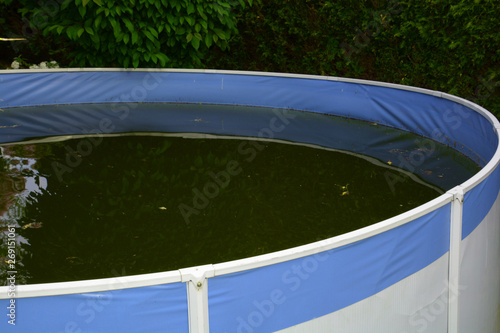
[
  {"xmin": 336, "ymin": 183, "xmax": 350, "ymax": 196},
  {"xmin": 22, "ymin": 222, "xmax": 43, "ymax": 229},
  {"xmin": 65, "ymin": 256, "xmax": 80, "ymax": 263}
]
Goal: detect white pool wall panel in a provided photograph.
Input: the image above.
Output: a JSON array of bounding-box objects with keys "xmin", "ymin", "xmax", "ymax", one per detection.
[
  {"xmin": 275, "ymin": 253, "xmax": 450, "ymax": 333},
  {"xmin": 459, "ymin": 189, "xmax": 500, "ymax": 333}
]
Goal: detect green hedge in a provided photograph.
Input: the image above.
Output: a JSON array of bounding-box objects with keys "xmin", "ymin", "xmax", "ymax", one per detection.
[
  {"xmin": 1, "ymin": 0, "xmax": 498, "ymax": 116},
  {"xmin": 207, "ymin": 0, "xmax": 499, "ymax": 116},
  {"xmin": 14, "ymin": 0, "xmax": 253, "ymax": 68}
]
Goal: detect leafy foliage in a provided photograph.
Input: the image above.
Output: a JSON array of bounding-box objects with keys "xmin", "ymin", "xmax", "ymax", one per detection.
[
  {"xmin": 207, "ymin": 0, "xmax": 373, "ymax": 75},
  {"xmin": 207, "ymin": 0, "xmax": 499, "ymax": 116},
  {"xmin": 369, "ymin": 0, "xmax": 499, "ymax": 111},
  {"xmin": 19, "ymin": 0, "xmax": 253, "ymax": 68}
]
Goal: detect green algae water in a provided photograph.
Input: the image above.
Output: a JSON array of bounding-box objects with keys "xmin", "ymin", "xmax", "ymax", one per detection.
[{"xmin": 0, "ymin": 105, "xmax": 480, "ymax": 285}]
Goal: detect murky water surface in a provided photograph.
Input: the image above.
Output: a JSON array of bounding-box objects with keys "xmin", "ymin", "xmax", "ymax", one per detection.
[{"xmin": 0, "ymin": 104, "xmax": 479, "ymax": 284}]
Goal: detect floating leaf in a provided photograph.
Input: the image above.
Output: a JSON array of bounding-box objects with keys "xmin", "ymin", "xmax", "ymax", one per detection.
[{"xmin": 22, "ymin": 222, "xmax": 43, "ymax": 229}]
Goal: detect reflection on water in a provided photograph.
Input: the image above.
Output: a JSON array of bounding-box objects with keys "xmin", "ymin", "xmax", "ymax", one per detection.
[{"xmin": 0, "ymin": 145, "xmax": 48, "ymax": 285}]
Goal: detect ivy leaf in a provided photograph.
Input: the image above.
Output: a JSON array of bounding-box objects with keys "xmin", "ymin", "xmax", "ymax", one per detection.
[
  {"xmin": 186, "ymin": 32, "xmax": 193, "ymax": 42},
  {"xmin": 213, "ymin": 28, "xmax": 226, "ymax": 40},
  {"xmin": 191, "ymin": 36, "xmax": 200, "ymax": 50},
  {"xmin": 94, "ymin": 15, "xmax": 102, "ymax": 28},
  {"xmin": 66, "ymin": 26, "xmax": 76, "ymax": 39},
  {"xmin": 131, "ymin": 30, "xmax": 139, "ymax": 44},
  {"xmin": 132, "ymin": 52, "xmax": 140, "ymax": 68},
  {"xmin": 147, "ymin": 27, "xmax": 158, "ymax": 38},
  {"xmin": 167, "ymin": 14, "xmax": 175, "ymax": 26},
  {"xmin": 79, "ymin": 5, "xmax": 87, "ymax": 17},
  {"xmin": 185, "ymin": 16, "xmax": 195, "ymax": 26},
  {"xmin": 205, "ymin": 33, "xmax": 213, "ymax": 48},
  {"xmin": 123, "ymin": 18, "xmax": 134, "ymax": 33},
  {"xmin": 155, "ymin": 53, "xmax": 169, "ymax": 67},
  {"xmin": 109, "ymin": 18, "xmax": 118, "ymax": 31},
  {"xmin": 61, "ymin": 0, "xmax": 72, "ymax": 10},
  {"xmin": 196, "ymin": 4, "xmax": 204, "ymax": 16},
  {"xmin": 82, "ymin": 0, "xmax": 90, "ymax": 6},
  {"xmin": 143, "ymin": 30, "xmax": 155, "ymax": 42},
  {"xmin": 133, "ymin": 52, "xmax": 140, "ymax": 62},
  {"xmin": 119, "ymin": 44, "xmax": 127, "ymax": 55}
]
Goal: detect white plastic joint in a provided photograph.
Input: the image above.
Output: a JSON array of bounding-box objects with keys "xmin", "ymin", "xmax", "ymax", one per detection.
[
  {"xmin": 179, "ymin": 265, "xmax": 215, "ymax": 290},
  {"xmin": 448, "ymin": 186, "xmax": 465, "ymax": 204}
]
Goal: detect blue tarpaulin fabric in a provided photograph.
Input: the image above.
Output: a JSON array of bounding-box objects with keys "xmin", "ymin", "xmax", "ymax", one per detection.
[
  {"xmin": 0, "ymin": 102, "xmax": 475, "ymax": 190},
  {"xmin": 0, "ymin": 71, "xmax": 497, "ymax": 166},
  {"xmin": 208, "ymin": 204, "xmax": 451, "ymax": 332},
  {"xmin": 0, "ymin": 282, "xmax": 189, "ymax": 333},
  {"xmin": 462, "ymin": 164, "xmax": 500, "ymax": 239}
]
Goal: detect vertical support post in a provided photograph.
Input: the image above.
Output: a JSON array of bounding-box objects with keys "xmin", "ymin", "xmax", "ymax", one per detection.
[
  {"xmin": 448, "ymin": 186, "xmax": 464, "ymax": 333},
  {"xmin": 179, "ymin": 265, "xmax": 215, "ymax": 333}
]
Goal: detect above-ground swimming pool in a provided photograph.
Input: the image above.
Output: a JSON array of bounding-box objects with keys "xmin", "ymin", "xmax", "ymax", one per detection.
[{"xmin": 0, "ymin": 69, "xmax": 499, "ymax": 333}]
